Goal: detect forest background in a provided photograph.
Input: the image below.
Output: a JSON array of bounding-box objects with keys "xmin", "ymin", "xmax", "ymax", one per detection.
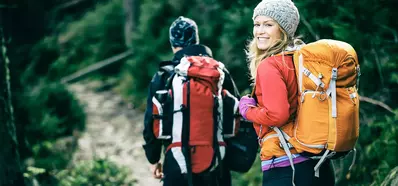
[{"xmin": 0, "ymin": 0, "xmax": 397, "ymax": 185}]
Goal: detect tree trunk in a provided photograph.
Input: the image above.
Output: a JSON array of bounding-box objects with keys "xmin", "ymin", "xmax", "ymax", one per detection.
[
  {"xmin": 0, "ymin": 7, "xmax": 25, "ymax": 186},
  {"xmin": 123, "ymin": 0, "xmax": 139, "ymax": 48}
]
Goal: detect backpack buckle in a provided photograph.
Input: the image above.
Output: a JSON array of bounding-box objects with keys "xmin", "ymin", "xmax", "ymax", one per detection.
[
  {"xmin": 279, "ymin": 142, "xmax": 294, "ymax": 149},
  {"xmin": 331, "ymin": 69, "xmax": 338, "ymax": 80}
]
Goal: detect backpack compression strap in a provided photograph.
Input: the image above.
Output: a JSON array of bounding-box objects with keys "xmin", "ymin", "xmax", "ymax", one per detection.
[
  {"xmin": 273, "ymin": 127, "xmax": 296, "ymax": 186},
  {"xmin": 183, "ymin": 80, "xmax": 194, "ymax": 186}
]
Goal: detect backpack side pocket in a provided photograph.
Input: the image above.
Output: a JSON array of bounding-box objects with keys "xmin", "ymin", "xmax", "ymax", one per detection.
[
  {"xmin": 222, "ymin": 89, "xmax": 240, "ymax": 138},
  {"xmin": 153, "ymin": 90, "xmax": 172, "ymax": 139}
]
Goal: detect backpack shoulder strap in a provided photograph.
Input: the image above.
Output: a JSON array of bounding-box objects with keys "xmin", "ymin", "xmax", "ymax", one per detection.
[
  {"xmin": 153, "ymin": 61, "xmax": 175, "ymax": 91},
  {"xmin": 158, "ymin": 60, "xmax": 175, "ymax": 74}
]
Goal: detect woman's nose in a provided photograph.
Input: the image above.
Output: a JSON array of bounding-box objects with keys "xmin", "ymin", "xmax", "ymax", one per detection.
[{"xmin": 257, "ymin": 25, "xmax": 266, "ymax": 34}]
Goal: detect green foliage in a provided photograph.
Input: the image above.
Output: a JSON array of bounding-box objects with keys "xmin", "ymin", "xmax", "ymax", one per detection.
[
  {"xmin": 217, "ymin": 4, "xmax": 253, "ymax": 93},
  {"xmin": 55, "ymin": 158, "xmax": 136, "ymax": 186},
  {"xmin": 48, "ymin": 0, "xmax": 126, "ymax": 80},
  {"xmin": 50, "ymin": 0, "xmax": 125, "ymax": 76},
  {"xmin": 23, "ymin": 166, "xmax": 59, "ymax": 186},
  {"xmin": 12, "ymin": 0, "xmax": 125, "ymax": 179},
  {"xmin": 30, "ymin": 140, "xmax": 74, "ymax": 171},
  {"xmin": 118, "ymin": 0, "xmax": 179, "ymax": 106},
  {"xmin": 22, "ymin": 82, "xmax": 85, "ymax": 144},
  {"xmin": 14, "ymin": 82, "xmax": 86, "ymax": 171},
  {"xmin": 380, "ymin": 166, "xmax": 398, "ymax": 186},
  {"xmin": 22, "ymin": 37, "xmax": 60, "ymax": 84},
  {"xmin": 24, "ymin": 166, "xmax": 46, "ymax": 179},
  {"xmin": 347, "ymin": 110, "xmax": 398, "ymax": 185},
  {"xmin": 22, "ymin": 0, "xmax": 126, "ymax": 83},
  {"xmin": 231, "ymin": 157, "xmax": 262, "ymax": 186}
]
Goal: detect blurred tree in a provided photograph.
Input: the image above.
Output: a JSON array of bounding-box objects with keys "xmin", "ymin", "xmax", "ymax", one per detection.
[
  {"xmin": 123, "ymin": 0, "xmax": 140, "ymax": 47},
  {"xmin": 0, "ymin": 5, "xmax": 25, "ymax": 185}
]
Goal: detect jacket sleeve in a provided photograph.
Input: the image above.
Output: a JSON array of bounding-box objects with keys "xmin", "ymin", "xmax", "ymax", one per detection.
[
  {"xmin": 245, "ymin": 58, "xmax": 290, "ymax": 127},
  {"xmin": 142, "ymin": 73, "xmax": 163, "ymax": 164}
]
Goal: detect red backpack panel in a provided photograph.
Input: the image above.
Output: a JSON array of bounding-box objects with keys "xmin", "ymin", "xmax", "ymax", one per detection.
[{"xmin": 152, "ymin": 56, "xmax": 240, "ymax": 173}]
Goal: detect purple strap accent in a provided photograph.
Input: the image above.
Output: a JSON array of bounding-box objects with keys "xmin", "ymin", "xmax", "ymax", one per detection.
[{"xmin": 261, "ymin": 155, "xmax": 309, "ymax": 171}]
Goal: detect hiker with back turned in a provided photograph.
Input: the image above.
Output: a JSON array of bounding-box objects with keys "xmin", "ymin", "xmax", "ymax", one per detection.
[{"xmin": 142, "ymin": 16, "xmax": 242, "ymax": 186}]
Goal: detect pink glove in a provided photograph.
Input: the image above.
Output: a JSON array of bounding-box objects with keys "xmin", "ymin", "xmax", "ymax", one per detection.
[{"xmin": 239, "ymin": 96, "xmax": 257, "ymax": 120}]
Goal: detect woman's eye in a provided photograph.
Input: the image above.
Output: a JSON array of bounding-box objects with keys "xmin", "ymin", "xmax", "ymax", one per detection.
[
  {"xmin": 265, "ymin": 24, "xmax": 272, "ymax": 27},
  {"xmin": 254, "ymin": 23, "xmax": 260, "ymax": 27}
]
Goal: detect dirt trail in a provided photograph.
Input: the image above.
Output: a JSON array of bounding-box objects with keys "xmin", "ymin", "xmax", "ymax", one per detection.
[{"xmin": 68, "ymin": 81, "xmax": 162, "ymax": 186}]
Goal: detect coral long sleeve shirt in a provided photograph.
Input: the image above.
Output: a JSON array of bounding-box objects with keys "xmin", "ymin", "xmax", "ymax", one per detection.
[{"xmin": 246, "ymin": 55, "xmax": 298, "ymax": 133}]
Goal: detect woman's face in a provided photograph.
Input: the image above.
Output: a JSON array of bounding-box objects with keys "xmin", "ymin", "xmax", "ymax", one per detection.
[{"xmin": 253, "ymin": 16, "xmax": 281, "ymax": 50}]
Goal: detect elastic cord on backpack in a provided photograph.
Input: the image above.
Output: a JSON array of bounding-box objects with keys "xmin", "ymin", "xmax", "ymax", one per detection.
[
  {"xmin": 356, "ymin": 66, "xmax": 361, "ymax": 91},
  {"xmin": 349, "ymin": 148, "xmax": 357, "ymax": 171}
]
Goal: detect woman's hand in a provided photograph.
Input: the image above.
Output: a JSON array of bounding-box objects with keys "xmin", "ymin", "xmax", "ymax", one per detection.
[
  {"xmin": 150, "ymin": 162, "xmax": 164, "ymax": 179},
  {"xmin": 239, "ymin": 95, "xmax": 257, "ymax": 120}
]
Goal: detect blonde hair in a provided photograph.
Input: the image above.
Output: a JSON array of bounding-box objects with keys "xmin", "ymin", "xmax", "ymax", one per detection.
[{"xmin": 246, "ymin": 25, "xmax": 295, "ymax": 81}]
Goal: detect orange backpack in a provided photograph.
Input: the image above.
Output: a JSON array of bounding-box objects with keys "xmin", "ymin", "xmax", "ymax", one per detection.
[{"xmin": 272, "ymin": 39, "xmax": 360, "ymax": 178}]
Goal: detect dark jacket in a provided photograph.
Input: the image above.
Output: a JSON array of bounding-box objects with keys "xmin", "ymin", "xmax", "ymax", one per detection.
[{"xmin": 142, "ymin": 44, "xmax": 240, "ymax": 164}]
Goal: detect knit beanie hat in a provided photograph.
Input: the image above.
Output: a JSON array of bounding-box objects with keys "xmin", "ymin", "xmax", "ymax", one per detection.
[
  {"xmin": 169, "ymin": 16, "xmax": 199, "ymax": 48},
  {"xmin": 252, "ymin": 0, "xmax": 300, "ymax": 37}
]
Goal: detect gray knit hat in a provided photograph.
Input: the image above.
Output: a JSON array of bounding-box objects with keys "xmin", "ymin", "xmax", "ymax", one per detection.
[
  {"xmin": 252, "ymin": 0, "xmax": 300, "ymax": 37},
  {"xmin": 169, "ymin": 16, "xmax": 199, "ymax": 48}
]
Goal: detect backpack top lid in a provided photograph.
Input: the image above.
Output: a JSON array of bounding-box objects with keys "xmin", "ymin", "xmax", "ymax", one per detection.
[
  {"xmin": 293, "ymin": 39, "xmax": 359, "ymax": 89},
  {"xmin": 175, "ymin": 56, "xmax": 225, "ymax": 94},
  {"xmin": 175, "ymin": 56, "xmax": 224, "ymax": 76},
  {"xmin": 297, "ymin": 39, "xmax": 358, "ymax": 67}
]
